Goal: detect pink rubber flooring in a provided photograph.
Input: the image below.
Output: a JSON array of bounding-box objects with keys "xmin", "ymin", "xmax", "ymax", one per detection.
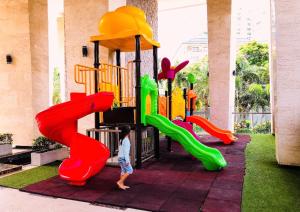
[{"xmin": 21, "ymin": 134, "xmax": 250, "ymax": 212}]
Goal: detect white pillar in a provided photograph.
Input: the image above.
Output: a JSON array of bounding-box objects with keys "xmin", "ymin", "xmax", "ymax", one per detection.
[
  {"xmin": 272, "ymin": 0, "xmax": 300, "ymax": 166},
  {"xmin": 207, "ymin": 0, "xmax": 235, "ymax": 130},
  {"xmin": 64, "ymin": 0, "xmax": 108, "ymax": 134}
]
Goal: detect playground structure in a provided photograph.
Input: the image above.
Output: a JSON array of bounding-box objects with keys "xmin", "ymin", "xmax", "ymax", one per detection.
[
  {"xmin": 184, "ymin": 73, "xmax": 236, "ymax": 144},
  {"xmin": 36, "ymin": 6, "xmax": 229, "ymax": 186},
  {"xmin": 74, "ymin": 62, "xmax": 135, "ymax": 108},
  {"xmin": 157, "ymin": 63, "xmax": 236, "ymax": 145},
  {"xmin": 141, "ymin": 75, "xmax": 226, "ymax": 170}
]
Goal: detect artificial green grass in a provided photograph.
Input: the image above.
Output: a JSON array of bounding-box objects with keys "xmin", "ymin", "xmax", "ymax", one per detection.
[
  {"xmin": 242, "ymin": 134, "xmax": 300, "ymax": 212},
  {"xmin": 0, "ymin": 161, "xmax": 59, "ymax": 189}
]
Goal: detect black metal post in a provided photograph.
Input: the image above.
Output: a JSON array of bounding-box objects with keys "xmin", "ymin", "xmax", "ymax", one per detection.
[
  {"xmin": 167, "ymin": 78, "xmax": 172, "ymax": 151},
  {"xmin": 190, "ymin": 83, "xmax": 194, "ymax": 116},
  {"xmin": 135, "ymin": 35, "xmax": 142, "ymax": 168},
  {"xmin": 165, "ymin": 90, "xmax": 168, "ymax": 139},
  {"xmin": 183, "ymin": 88, "xmax": 187, "ymax": 122},
  {"xmin": 116, "ymin": 49, "xmax": 122, "ymax": 106},
  {"xmin": 153, "ymin": 46, "xmax": 160, "ymax": 159},
  {"xmin": 165, "ymin": 90, "xmax": 168, "ymax": 106},
  {"xmin": 94, "ymin": 41, "xmax": 100, "ymax": 140}
]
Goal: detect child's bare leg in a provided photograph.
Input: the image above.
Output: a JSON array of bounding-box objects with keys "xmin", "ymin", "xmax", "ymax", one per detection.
[{"xmin": 117, "ymin": 173, "xmax": 129, "ymax": 189}]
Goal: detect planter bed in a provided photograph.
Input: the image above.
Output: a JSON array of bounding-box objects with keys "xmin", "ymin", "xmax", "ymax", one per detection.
[
  {"xmin": 0, "ymin": 144, "xmax": 12, "ymax": 156},
  {"xmin": 31, "ymin": 147, "xmax": 69, "ymax": 166}
]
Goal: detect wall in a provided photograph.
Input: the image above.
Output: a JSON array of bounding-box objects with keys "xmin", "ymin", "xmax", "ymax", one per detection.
[
  {"xmin": 64, "ymin": 0, "xmax": 108, "ymax": 132},
  {"xmin": 272, "ymin": 0, "xmax": 300, "ymax": 166}
]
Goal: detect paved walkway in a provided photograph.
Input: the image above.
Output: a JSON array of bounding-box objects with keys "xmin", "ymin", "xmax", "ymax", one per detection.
[{"xmin": 0, "ymin": 187, "xmax": 143, "ymax": 212}]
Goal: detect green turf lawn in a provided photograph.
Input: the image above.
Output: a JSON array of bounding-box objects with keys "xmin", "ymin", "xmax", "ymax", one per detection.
[
  {"xmin": 0, "ymin": 161, "xmax": 59, "ymax": 189},
  {"xmin": 242, "ymin": 134, "xmax": 300, "ymax": 212}
]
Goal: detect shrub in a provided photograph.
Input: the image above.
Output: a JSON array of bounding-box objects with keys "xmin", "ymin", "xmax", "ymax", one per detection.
[
  {"xmin": 253, "ymin": 121, "xmax": 271, "ymax": 134},
  {"xmin": 234, "ymin": 120, "xmax": 253, "ymax": 133},
  {"xmin": 0, "ymin": 133, "xmax": 13, "ymax": 145},
  {"xmin": 235, "ymin": 128, "xmax": 253, "ymax": 134},
  {"xmin": 33, "ymin": 136, "xmax": 62, "ymax": 152},
  {"xmin": 235, "ymin": 120, "xmax": 251, "ymax": 129}
]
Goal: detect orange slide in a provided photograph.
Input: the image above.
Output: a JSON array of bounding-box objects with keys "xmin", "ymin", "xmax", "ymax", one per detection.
[{"xmin": 186, "ymin": 115, "xmax": 236, "ymax": 145}]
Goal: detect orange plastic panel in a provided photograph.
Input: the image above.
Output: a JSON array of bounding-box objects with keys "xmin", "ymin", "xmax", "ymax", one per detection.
[
  {"xmin": 90, "ymin": 6, "xmax": 160, "ymax": 51},
  {"xmin": 158, "ymin": 96, "xmax": 167, "ymax": 117},
  {"xmin": 187, "ymin": 90, "xmax": 197, "ymax": 110}
]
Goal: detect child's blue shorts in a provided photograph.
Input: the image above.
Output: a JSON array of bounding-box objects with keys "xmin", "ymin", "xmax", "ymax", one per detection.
[{"xmin": 118, "ymin": 157, "xmax": 133, "ymax": 174}]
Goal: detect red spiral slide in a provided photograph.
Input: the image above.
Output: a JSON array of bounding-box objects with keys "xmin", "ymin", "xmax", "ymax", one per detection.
[
  {"xmin": 186, "ymin": 115, "xmax": 236, "ymax": 145},
  {"xmin": 35, "ymin": 92, "xmax": 114, "ymax": 186}
]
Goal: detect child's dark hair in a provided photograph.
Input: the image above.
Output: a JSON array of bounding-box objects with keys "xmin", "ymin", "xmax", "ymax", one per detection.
[{"xmin": 119, "ymin": 125, "xmax": 131, "ymax": 142}]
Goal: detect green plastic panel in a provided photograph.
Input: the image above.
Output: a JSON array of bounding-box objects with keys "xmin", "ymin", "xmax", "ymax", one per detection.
[{"xmin": 141, "ymin": 75, "xmax": 158, "ymax": 124}]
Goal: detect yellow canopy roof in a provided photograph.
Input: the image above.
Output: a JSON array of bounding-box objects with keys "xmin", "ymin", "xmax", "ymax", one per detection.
[{"xmin": 90, "ymin": 6, "xmax": 160, "ymax": 52}]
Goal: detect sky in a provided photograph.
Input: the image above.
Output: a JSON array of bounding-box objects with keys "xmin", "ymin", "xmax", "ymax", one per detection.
[
  {"xmin": 158, "ymin": 0, "xmax": 207, "ymax": 59},
  {"xmin": 158, "ymin": 0, "xmax": 270, "ymax": 60}
]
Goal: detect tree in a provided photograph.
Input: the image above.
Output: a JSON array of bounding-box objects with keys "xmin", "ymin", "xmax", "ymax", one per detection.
[
  {"xmin": 174, "ymin": 56, "xmax": 209, "ymax": 110},
  {"xmin": 52, "ymin": 68, "xmax": 61, "ymax": 105},
  {"xmin": 235, "ymin": 41, "xmax": 270, "ymax": 112},
  {"xmin": 238, "ymin": 41, "xmax": 269, "ymax": 66}
]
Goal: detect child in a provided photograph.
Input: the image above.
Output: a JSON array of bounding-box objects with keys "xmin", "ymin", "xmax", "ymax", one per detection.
[{"xmin": 117, "ymin": 125, "xmax": 133, "ymax": 190}]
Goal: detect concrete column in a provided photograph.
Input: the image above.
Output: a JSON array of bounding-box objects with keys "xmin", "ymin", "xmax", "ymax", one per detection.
[
  {"xmin": 64, "ymin": 0, "xmax": 108, "ymax": 133},
  {"xmin": 126, "ymin": 0, "xmax": 158, "ymax": 77},
  {"xmin": 29, "ymin": 0, "xmax": 49, "ymax": 139},
  {"xmin": 64, "ymin": 0, "xmax": 108, "ymax": 96},
  {"xmin": 0, "ymin": 0, "xmax": 49, "ymax": 146},
  {"xmin": 207, "ymin": 0, "xmax": 235, "ymax": 130},
  {"xmin": 272, "ymin": 0, "xmax": 300, "ymax": 166},
  {"xmin": 270, "ymin": 0, "xmax": 276, "ymax": 134}
]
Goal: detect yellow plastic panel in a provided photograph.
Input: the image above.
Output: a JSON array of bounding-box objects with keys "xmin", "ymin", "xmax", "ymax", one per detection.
[{"xmin": 172, "ymin": 88, "xmax": 185, "ymax": 119}]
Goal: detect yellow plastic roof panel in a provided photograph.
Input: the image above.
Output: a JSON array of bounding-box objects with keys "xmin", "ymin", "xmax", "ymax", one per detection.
[{"xmin": 90, "ymin": 6, "xmax": 160, "ymax": 52}]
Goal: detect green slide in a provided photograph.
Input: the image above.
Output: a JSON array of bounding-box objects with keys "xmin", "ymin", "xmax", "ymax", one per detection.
[{"xmin": 146, "ymin": 114, "xmax": 227, "ymax": 170}]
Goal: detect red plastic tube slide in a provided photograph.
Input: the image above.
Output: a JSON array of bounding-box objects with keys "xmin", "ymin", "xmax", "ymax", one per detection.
[{"xmin": 35, "ymin": 92, "xmax": 114, "ymax": 186}]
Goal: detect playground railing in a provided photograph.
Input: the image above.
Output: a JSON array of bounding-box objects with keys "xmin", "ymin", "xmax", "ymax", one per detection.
[
  {"xmin": 86, "ymin": 126, "xmax": 155, "ymax": 167},
  {"xmin": 74, "ymin": 63, "xmax": 135, "ymax": 107},
  {"xmin": 86, "ymin": 127, "xmax": 131, "ymax": 166},
  {"xmin": 233, "ymin": 112, "xmax": 272, "ymax": 133},
  {"xmin": 141, "ymin": 127, "xmax": 155, "ymax": 162}
]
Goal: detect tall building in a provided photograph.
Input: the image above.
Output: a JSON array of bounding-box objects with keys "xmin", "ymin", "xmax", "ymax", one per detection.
[{"xmin": 173, "ymin": 34, "xmax": 208, "ymax": 64}]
